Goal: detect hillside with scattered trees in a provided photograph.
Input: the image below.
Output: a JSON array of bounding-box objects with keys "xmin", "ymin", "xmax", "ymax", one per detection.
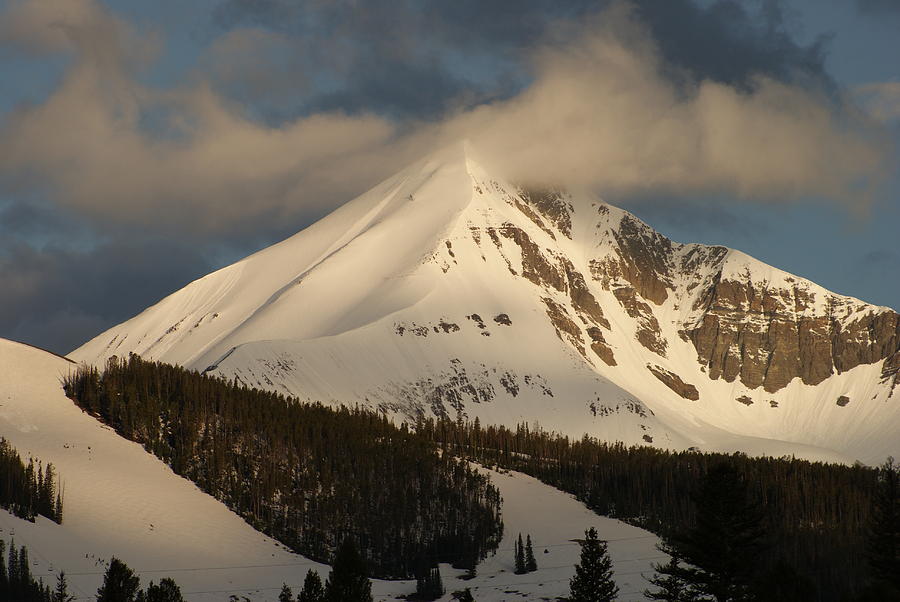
[
  {"xmin": 62, "ymin": 355, "xmax": 502, "ymax": 578},
  {"xmin": 417, "ymin": 418, "xmax": 886, "ymax": 601}
]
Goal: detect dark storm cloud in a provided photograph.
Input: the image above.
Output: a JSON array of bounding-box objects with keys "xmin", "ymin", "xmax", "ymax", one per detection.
[
  {"xmin": 210, "ymin": 0, "xmax": 834, "ymax": 119},
  {"xmin": 0, "ymin": 237, "xmax": 213, "ymax": 354}
]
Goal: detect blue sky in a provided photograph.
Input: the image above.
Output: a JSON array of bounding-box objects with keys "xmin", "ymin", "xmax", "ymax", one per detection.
[{"xmin": 0, "ymin": 0, "xmax": 898, "ymax": 354}]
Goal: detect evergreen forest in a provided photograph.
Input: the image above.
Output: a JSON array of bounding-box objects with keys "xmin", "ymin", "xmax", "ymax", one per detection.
[
  {"xmin": 0, "ymin": 437, "xmax": 63, "ymax": 524},
  {"xmin": 0, "ymin": 538, "xmax": 55, "ymax": 602},
  {"xmin": 62, "ymin": 356, "xmax": 502, "ymax": 578},
  {"xmin": 416, "ymin": 418, "xmax": 885, "ymax": 601}
]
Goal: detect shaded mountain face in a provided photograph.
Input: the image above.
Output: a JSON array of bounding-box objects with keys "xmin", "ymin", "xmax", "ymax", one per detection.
[{"xmin": 72, "ymin": 144, "xmax": 900, "ymax": 464}]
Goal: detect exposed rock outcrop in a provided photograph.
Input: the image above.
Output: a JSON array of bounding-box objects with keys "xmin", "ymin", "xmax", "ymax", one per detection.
[
  {"xmin": 688, "ymin": 275, "xmax": 900, "ymax": 393},
  {"xmin": 519, "ymin": 188, "xmax": 574, "ymax": 238},
  {"xmin": 647, "ymin": 364, "xmax": 699, "ymax": 400},
  {"xmin": 612, "ymin": 287, "xmax": 666, "ymax": 357},
  {"xmin": 591, "ymin": 213, "xmax": 673, "ymax": 305},
  {"xmin": 587, "ymin": 327, "xmax": 616, "ymax": 366}
]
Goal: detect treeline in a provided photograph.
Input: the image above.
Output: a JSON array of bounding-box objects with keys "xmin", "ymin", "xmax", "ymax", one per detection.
[
  {"xmin": 62, "ymin": 355, "xmax": 502, "ymax": 578},
  {"xmin": 1, "ymin": 539, "xmax": 55, "ymax": 602},
  {"xmin": 0, "ymin": 438, "xmax": 63, "ymax": 524},
  {"xmin": 417, "ymin": 418, "xmax": 881, "ymax": 601}
]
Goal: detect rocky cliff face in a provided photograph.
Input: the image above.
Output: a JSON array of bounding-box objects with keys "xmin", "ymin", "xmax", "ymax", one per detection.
[
  {"xmin": 578, "ymin": 202, "xmax": 900, "ymax": 396},
  {"xmin": 685, "ymin": 272, "xmax": 900, "ymax": 393}
]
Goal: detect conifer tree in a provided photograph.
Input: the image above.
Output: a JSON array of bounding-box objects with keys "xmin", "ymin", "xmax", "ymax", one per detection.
[
  {"xmin": 0, "ymin": 539, "xmax": 6, "ymax": 593},
  {"xmin": 568, "ymin": 527, "xmax": 618, "ymax": 602},
  {"xmin": 524, "ymin": 534, "xmax": 537, "ymax": 573},
  {"xmin": 298, "ymin": 569, "xmax": 326, "ymax": 602},
  {"xmin": 55, "ymin": 491, "xmax": 64, "ymax": 524},
  {"xmin": 867, "ymin": 457, "xmax": 899, "ymax": 594},
  {"xmin": 97, "ymin": 557, "xmax": 140, "ymax": 602},
  {"xmin": 279, "ymin": 583, "xmax": 293, "ymax": 602},
  {"xmin": 18, "ymin": 544, "xmax": 31, "ymax": 589},
  {"xmin": 8, "ymin": 541, "xmax": 19, "ymax": 595},
  {"xmin": 644, "ymin": 545, "xmax": 694, "ymax": 601},
  {"xmin": 141, "ymin": 578, "xmax": 184, "ymax": 602},
  {"xmin": 673, "ymin": 463, "xmax": 767, "ymax": 601},
  {"xmin": 514, "ymin": 533, "xmax": 526, "ymax": 574},
  {"xmin": 53, "ymin": 571, "xmax": 74, "ymax": 602},
  {"xmin": 324, "ymin": 538, "xmax": 372, "ymax": 602},
  {"xmin": 415, "ymin": 566, "xmax": 444, "ymax": 600}
]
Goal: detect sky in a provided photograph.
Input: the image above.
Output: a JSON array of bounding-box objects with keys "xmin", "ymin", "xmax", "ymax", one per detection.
[{"xmin": 0, "ymin": 0, "xmax": 898, "ymax": 355}]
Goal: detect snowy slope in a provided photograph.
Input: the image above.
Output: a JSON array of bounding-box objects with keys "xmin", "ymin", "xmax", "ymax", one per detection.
[
  {"xmin": 0, "ymin": 337, "xmax": 317, "ymax": 600},
  {"xmin": 71, "ymin": 143, "xmax": 899, "ymax": 464},
  {"xmin": 1, "ymin": 337, "xmax": 662, "ymax": 601}
]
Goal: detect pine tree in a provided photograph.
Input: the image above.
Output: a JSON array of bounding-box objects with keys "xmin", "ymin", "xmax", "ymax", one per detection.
[
  {"xmin": 324, "ymin": 538, "xmax": 372, "ymax": 602},
  {"xmin": 568, "ymin": 527, "xmax": 618, "ymax": 602},
  {"xmin": 514, "ymin": 533, "xmax": 526, "ymax": 574},
  {"xmin": 8, "ymin": 540, "xmax": 18, "ymax": 597},
  {"xmin": 54, "ymin": 571, "xmax": 74, "ymax": 602},
  {"xmin": 415, "ymin": 566, "xmax": 444, "ymax": 600},
  {"xmin": 18, "ymin": 544, "xmax": 30, "ymax": 588},
  {"xmin": 644, "ymin": 544, "xmax": 695, "ymax": 601},
  {"xmin": 97, "ymin": 557, "xmax": 141, "ymax": 602},
  {"xmin": 524, "ymin": 534, "xmax": 537, "ymax": 573},
  {"xmin": 867, "ymin": 457, "xmax": 899, "ymax": 595},
  {"xmin": 298, "ymin": 569, "xmax": 325, "ymax": 602},
  {"xmin": 55, "ymin": 490, "xmax": 64, "ymax": 524},
  {"xmin": 278, "ymin": 583, "xmax": 293, "ymax": 602},
  {"xmin": 141, "ymin": 578, "xmax": 184, "ymax": 602},
  {"xmin": 673, "ymin": 463, "xmax": 767, "ymax": 601},
  {"xmin": 298, "ymin": 569, "xmax": 326, "ymax": 602},
  {"xmin": 0, "ymin": 540, "xmax": 6, "ymax": 596}
]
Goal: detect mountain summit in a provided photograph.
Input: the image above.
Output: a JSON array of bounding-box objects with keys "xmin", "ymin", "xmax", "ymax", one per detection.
[{"xmin": 72, "ymin": 143, "xmax": 900, "ymax": 464}]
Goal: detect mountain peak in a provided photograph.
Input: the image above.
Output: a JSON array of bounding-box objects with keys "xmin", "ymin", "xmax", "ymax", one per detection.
[{"xmin": 71, "ymin": 149, "xmax": 900, "ymax": 464}]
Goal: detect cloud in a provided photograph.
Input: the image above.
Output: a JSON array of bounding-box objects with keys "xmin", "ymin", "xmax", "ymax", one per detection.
[
  {"xmin": 854, "ymin": 81, "xmax": 900, "ymax": 123},
  {"xmin": 0, "ymin": 0, "xmax": 890, "ymax": 240},
  {"xmin": 211, "ymin": 0, "xmax": 835, "ymax": 120},
  {"xmin": 0, "ymin": 0, "xmax": 423, "ymax": 234},
  {"xmin": 449, "ymin": 5, "xmax": 886, "ymax": 205},
  {"xmin": 0, "ymin": 0, "xmax": 895, "ymax": 352}
]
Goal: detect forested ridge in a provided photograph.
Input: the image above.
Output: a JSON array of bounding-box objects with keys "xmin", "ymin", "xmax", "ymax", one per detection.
[
  {"xmin": 62, "ymin": 355, "xmax": 502, "ymax": 578},
  {"xmin": 0, "ymin": 437, "xmax": 62, "ymax": 524},
  {"xmin": 416, "ymin": 418, "xmax": 883, "ymax": 601}
]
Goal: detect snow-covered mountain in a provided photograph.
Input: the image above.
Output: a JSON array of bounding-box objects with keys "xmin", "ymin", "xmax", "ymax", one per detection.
[
  {"xmin": 72, "ymin": 143, "xmax": 900, "ymax": 464},
  {"xmin": 0, "ymin": 336, "xmax": 662, "ymax": 601}
]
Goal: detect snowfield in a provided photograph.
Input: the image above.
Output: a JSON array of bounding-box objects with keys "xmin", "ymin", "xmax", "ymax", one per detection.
[
  {"xmin": 1, "ymin": 337, "xmax": 662, "ymax": 601},
  {"xmin": 72, "ymin": 143, "xmax": 899, "ymax": 465}
]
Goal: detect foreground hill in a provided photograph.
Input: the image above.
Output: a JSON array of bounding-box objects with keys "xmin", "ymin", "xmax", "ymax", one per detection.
[
  {"xmin": 72, "ymin": 143, "xmax": 899, "ymax": 464},
  {"xmin": 1, "ymin": 337, "xmax": 661, "ymax": 601}
]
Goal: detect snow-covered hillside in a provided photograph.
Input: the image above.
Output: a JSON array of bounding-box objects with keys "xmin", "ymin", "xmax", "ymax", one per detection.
[
  {"xmin": 1, "ymin": 337, "xmax": 662, "ymax": 601},
  {"xmin": 71, "ymin": 143, "xmax": 900, "ymax": 464}
]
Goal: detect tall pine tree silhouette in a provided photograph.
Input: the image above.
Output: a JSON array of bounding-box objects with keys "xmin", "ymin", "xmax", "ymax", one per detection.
[
  {"xmin": 514, "ymin": 534, "xmax": 526, "ymax": 574},
  {"xmin": 569, "ymin": 527, "xmax": 618, "ymax": 602},
  {"xmin": 298, "ymin": 569, "xmax": 326, "ymax": 602},
  {"xmin": 864, "ymin": 457, "xmax": 899, "ymax": 599},
  {"xmin": 97, "ymin": 557, "xmax": 140, "ymax": 602},
  {"xmin": 324, "ymin": 538, "xmax": 372, "ymax": 602},
  {"xmin": 670, "ymin": 462, "xmax": 767, "ymax": 601},
  {"xmin": 524, "ymin": 535, "xmax": 537, "ymax": 573},
  {"xmin": 644, "ymin": 543, "xmax": 693, "ymax": 601},
  {"xmin": 53, "ymin": 571, "xmax": 74, "ymax": 602}
]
